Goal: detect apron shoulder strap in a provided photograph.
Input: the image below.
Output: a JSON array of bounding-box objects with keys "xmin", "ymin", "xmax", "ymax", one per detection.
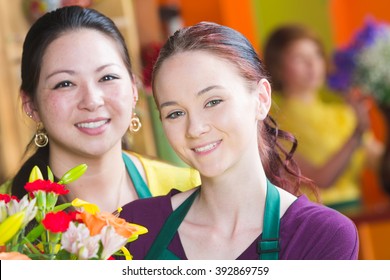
[
  {"xmin": 144, "ymin": 179, "xmax": 281, "ymax": 260},
  {"xmin": 258, "ymin": 179, "xmax": 280, "ymax": 260},
  {"xmin": 145, "ymin": 188, "xmax": 200, "ymax": 260},
  {"xmin": 122, "ymin": 152, "xmax": 152, "ymax": 199}
]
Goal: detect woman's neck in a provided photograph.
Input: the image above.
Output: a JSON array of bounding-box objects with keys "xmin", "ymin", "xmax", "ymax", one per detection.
[
  {"xmin": 284, "ymin": 87, "xmax": 318, "ymax": 103},
  {"xmin": 177, "ymin": 157, "xmax": 268, "ymax": 260},
  {"xmin": 49, "ymin": 149, "xmax": 138, "ymax": 212},
  {"xmin": 195, "ymin": 154, "xmax": 267, "ymax": 231}
]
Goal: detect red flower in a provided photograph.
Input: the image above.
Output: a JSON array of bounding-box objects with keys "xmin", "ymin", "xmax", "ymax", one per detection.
[
  {"xmin": 0, "ymin": 193, "xmax": 19, "ymax": 203},
  {"xmin": 141, "ymin": 42, "xmax": 163, "ymax": 89},
  {"xmin": 24, "ymin": 179, "xmax": 69, "ymax": 197},
  {"xmin": 68, "ymin": 211, "xmax": 82, "ymax": 222},
  {"xmin": 42, "ymin": 211, "xmax": 72, "ymax": 233}
]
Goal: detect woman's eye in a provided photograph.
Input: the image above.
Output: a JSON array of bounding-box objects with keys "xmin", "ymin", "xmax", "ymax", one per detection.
[
  {"xmin": 100, "ymin": 75, "xmax": 119, "ymax": 82},
  {"xmin": 205, "ymin": 99, "xmax": 222, "ymax": 107},
  {"xmin": 166, "ymin": 111, "xmax": 185, "ymax": 119},
  {"xmin": 53, "ymin": 81, "xmax": 73, "ymax": 89}
]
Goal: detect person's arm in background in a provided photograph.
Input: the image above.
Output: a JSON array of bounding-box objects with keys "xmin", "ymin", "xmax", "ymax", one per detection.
[{"xmin": 297, "ymin": 96, "xmax": 381, "ymax": 189}]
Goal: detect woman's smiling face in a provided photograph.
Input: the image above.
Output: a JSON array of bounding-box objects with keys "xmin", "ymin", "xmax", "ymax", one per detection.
[
  {"xmin": 28, "ymin": 29, "xmax": 136, "ymax": 157},
  {"xmin": 154, "ymin": 50, "xmax": 265, "ymax": 178}
]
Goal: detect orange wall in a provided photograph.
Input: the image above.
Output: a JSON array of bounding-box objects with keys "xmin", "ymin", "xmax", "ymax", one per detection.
[
  {"xmin": 165, "ymin": 0, "xmax": 258, "ymax": 51},
  {"xmin": 330, "ymin": 0, "xmax": 390, "ymax": 47}
]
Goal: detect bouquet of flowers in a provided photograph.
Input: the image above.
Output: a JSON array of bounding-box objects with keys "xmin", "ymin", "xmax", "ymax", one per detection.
[
  {"xmin": 328, "ymin": 17, "xmax": 390, "ymax": 105},
  {"xmin": 0, "ymin": 164, "xmax": 147, "ymax": 260}
]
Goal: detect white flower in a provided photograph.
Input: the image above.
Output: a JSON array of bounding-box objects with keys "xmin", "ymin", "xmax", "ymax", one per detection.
[
  {"xmin": 100, "ymin": 225, "xmax": 128, "ymax": 260},
  {"xmin": 355, "ymin": 25, "xmax": 390, "ymax": 104},
  {"xmin": 0, "ymin": 201, "xmax": 7, "ymax": 223},
  {"xmin": 77, "ymin": 235, "xmax": 101, "ymax": 260},
  {"xmin": 61, "ymin": 222, "xmax": 100, "ymax": 260},
  {"xmin": 7, "ymin": 196, "xmax": 37, "ymax": 227}
]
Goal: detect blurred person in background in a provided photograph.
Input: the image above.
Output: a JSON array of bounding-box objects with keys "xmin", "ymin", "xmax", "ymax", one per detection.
[{"xmin": 263, "ymin": 24, "xmax": 383, "ymax": 211}]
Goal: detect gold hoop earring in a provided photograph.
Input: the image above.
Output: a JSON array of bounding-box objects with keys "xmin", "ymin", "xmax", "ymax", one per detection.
[
  {"xmin": 34, "ymin": 122, "xmax": 49, "ymax": 147},
  {"xmin": 129, "ymin": 113, "xmax": 142, "ymax": 133}
]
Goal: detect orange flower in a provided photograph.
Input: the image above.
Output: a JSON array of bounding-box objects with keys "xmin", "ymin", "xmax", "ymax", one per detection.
[{"xmin": 77, "ymin": 211, "xmax": 146, "ymax": 239}]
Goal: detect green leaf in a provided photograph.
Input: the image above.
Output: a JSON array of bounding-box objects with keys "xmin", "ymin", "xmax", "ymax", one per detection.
[
  {"xmin": 58, "ymin": 164, "xmax": 88, "ymax": 185},
  {"xmin": 24, "ymin": 223, "xmax": 45, "ymax": 243},
  {"xmin": 47, "ymin": 166, "xmax": 54, "ymax": 182},
  {"xmin": 54, "ymin": 249, "xmax": 72, "ymax": 260},
  {"xmin": 23, "ymin": 238, "xmax": 45, "ymax": 258},
  {"xmin": 29, "ymin": 166, "xmax": 44, "ymax": 182},
  {"xmin": 53, "ymin": 202, "xmax": 72, "ymax": 212}
]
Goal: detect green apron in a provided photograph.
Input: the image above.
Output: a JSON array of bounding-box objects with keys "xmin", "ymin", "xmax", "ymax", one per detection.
[
  {"xmin": 145, "ymin": 179, "xmax": 280, "ymax": 260},
  {"xmin": 122, "ymin": 153, "xmax": 152, "ymax": 199}
]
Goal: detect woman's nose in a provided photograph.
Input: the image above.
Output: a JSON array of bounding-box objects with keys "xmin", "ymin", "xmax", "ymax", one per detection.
[
  {"xmin": 77, "ymin": 82, "xmax": 104, "ymax": 111},
  {"xmin": 185, "ymin": 113, "xmax": 210, "ymax": 138}
]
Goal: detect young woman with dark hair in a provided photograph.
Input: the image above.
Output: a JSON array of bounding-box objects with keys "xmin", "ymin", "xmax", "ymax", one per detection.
[{"xmin": 0, "ymin": 6, "xmax": 200, "ymax": 213}]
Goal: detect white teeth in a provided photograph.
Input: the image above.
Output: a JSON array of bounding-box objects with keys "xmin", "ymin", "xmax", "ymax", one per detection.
[
  {"xmin": 194, "ymin": 142, "xmax": 217, "ymax": 152},
  {"xmin": 77, "ymin": 120, "xmax": 108, "ymax": 128}
]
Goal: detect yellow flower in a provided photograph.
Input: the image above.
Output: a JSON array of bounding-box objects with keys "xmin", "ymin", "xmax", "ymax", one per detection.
[
  {"xmin": 36, "ymin": 242, "xmax": 62, "ymax": 254},
  {"xmin": 71, "ymin": 198, "xmax": 100, "ymax": 214},
  {"xmin": 0, "ymin": 212, "xmax": 25, "ymax": 245},
  {"xmin": 28, "ymin": 166, "xmax": 44, "ymax": 182},
  {"xmin": 120, "ymin": 246, "xmax": 133, "ymax": 260}
]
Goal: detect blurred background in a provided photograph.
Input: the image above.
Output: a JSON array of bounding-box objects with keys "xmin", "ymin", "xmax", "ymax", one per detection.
[{"xmin": 1, "ymin": 0, "xmax": 390, "ymax": 259}]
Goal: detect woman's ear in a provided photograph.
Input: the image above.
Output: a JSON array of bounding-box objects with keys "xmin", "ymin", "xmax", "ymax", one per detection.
[
  {"xmin": 21, "ymin": 91, "xmax": 41, "ymax": 122},
  {"xmin": 132, "ymin": 85, "xmax": 139, "ymax": 108},
  {"xmin": 255, "ymin": 78, "xmax": 272, "ymax": 120},
  {"xmin": 131, "ymin": 75, "xmax": 139, "ymax": 108}
]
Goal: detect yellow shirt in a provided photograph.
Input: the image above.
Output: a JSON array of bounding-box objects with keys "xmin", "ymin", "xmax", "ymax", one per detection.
[
  {"xmin": 271, "ymin": 94, "xmax": 364, "ymax": 206},
  {"xmin": 128, "ymin": 151, "xmax": 200, "ymax": 196}
]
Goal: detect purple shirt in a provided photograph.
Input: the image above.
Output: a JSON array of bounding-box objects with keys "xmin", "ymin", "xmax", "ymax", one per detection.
[{"xmin": 120, "ymin": 189, "xmax": 359, "ymax": 260}]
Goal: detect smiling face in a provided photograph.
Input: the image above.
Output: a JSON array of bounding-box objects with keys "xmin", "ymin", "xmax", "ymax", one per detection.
[
  {"xmin": 154, "ymin": 50, "xmax": 269, "ymax": 178},
  {"xmin": 24, "ymin": 29, "xmax": 136, "ymax": 157}
]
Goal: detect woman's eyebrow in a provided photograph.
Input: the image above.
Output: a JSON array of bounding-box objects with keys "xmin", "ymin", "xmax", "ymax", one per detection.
[{"xmin": 160, "ymin": 85, "xmax": 224, "ymax": 109}]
